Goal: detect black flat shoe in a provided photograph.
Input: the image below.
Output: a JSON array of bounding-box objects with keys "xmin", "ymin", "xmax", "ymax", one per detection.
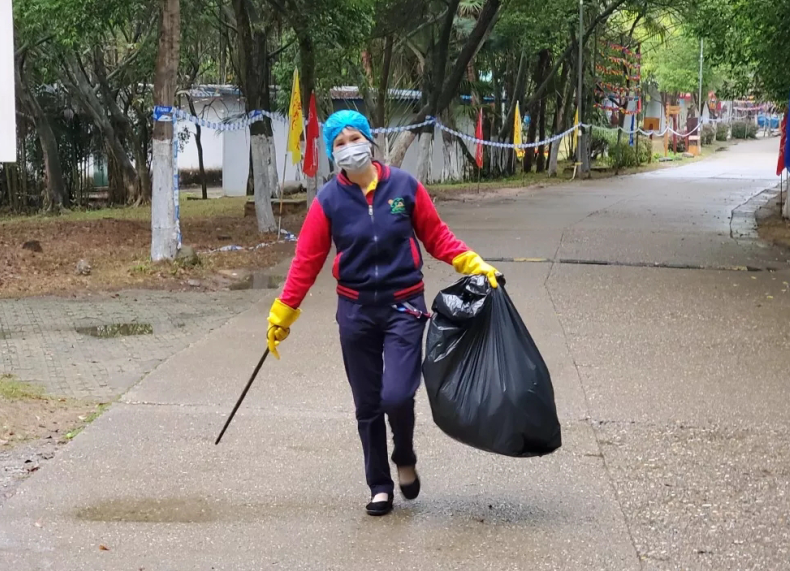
[
  {"xmin": 366, "ymin": 494, "xmax": 394, "ymax": 516},
  {"xmin": 399, "ymin": 472, "xmax": 421, "ymax": 501}
]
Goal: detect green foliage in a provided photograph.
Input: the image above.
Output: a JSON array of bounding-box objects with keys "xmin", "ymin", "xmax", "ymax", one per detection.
[
  {"xmin": 592, "ymin": 129, "xmax": 651, "ymax": 168},
  {"xmin": 605, "ymin": 137, "xmax": 652, "ymax": 168},
  {"xmin": 716, "ymin": 122, "xmax": 728, "ymax": 141},
  {"xmin": 701, "ymin": 124, "xmax": 715, "ymax": 145},
  {"xmin": 730, "ymin": 121, "xmax": 758, "ymax": 139},
  {"xmin": 690, "ymin": 0, "xmax": 790, "ymax": 102},
  {"xmin": 642, "ymin": 28, "xmax": 721, "ymax": 104}
]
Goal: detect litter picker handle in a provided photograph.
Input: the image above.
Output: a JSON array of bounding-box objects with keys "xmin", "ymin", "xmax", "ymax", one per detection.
[{"xmin": 215, "ymin": 349, "xmax": 270, "ymax": 445}]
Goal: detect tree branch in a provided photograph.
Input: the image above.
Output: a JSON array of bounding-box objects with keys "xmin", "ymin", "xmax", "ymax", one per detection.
[{"xmin": 524, "ymin": 0, "xmax": 630, "ymax": 110}]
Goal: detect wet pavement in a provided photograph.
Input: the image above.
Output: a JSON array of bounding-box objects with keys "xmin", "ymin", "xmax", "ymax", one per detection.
[{"xmin": 1, "ymin": 138, "xmax": 789, "ymax": 570}]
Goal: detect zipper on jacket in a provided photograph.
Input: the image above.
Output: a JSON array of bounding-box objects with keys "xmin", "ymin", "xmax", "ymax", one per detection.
[{"xmin": 369, "ymin": 202, "xmax": 379, "ymax": 303}]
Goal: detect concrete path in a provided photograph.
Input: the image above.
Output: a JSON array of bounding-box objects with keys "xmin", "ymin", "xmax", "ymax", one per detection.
[{"xmin": 2, "ymin": 138, "xmax": 789, "ymax": 570}]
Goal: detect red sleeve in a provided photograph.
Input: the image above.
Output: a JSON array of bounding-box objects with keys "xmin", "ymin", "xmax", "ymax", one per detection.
[
  {"xmin": 280, "ymin": 199, "xmax": 331, "ymax": 309},
  {"xmin": 411, "ymin": 182, "xmax": 469, "ymax": 264}
]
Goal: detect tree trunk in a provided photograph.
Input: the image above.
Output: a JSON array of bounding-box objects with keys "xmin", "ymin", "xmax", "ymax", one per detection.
[
  {"xmin": 61, "ymin": 57, "xmax": 139, "ymax": 201},
  {"xmin": 15, "ymin": 67, "xmax": 65, "ymax": 211},
  {"xmin": 232, "ymin": 0, "xmax": 278, "ymax": 232},
  {"xmin": 526, "ymin": 49, "xmax": 550, "ymax": 173},
  {"xmin": 107, "ymin": 149, "xmax": 127, "ymax": 205},
  {"xmin": 18, "ymin": 118, "xmax": 27, "ymax": 210},
  {"xmin": 498, "ymin": 50, "xmax": 529, "ymax": 141},
  {"xmin": 136, "ymin": 111, "xmax": 153, "ymax": 201},
  {"xmin": 440, "ymin": 127, "xmax": 460, "ymax": 182},
  {"xmin": 389, "ymin": 131, "xmax": 417, "ymax": 168},
  {"xmin": 389, "ymin": 0, "xmax": 501, "ymax": 167},
  {"xmin": 295, "ymin": 26, "xmax": 317, "ymax": 203},
  {"xmin": 151, "ymin": 0, "xmax": 181, "ymax": 261},
  {"xmin": 548, "ymin": 63, "xmax": 572, "ymax": 177},
  {"xmin": 415, "ymin": 130, "xmax": 433, "ymax": 182},
  {"xmin": 5, "ymin": 163, "xmax": 18, "ymax": 212},
  {"xmin": 375, "ymin": 35, "xmax": 394, "ymax": 129},
  {"xmin": 251, "ymin": 130, "xmax": 277, "ymax": 232},
  {"xmin": 247, "ymin": 151, "xmax": 254, "ymax": 196},
  {"xmin": 185, "ymin": 94, "xmax": 208, "ymax": 199},
  {"xmin": 536, "ymin": 65, "xmax": 550, "ymax": 172}
]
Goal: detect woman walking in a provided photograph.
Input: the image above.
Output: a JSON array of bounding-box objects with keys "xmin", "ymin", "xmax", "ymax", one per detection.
[{"xmin": 267, "ymin": 110, "xmax": 499, "ymax": 516}]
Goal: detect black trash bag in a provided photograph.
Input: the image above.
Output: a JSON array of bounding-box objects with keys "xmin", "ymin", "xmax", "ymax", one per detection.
[{"xmin": 422, "ymin": 275, "xmax": 561, "ymax": 457}]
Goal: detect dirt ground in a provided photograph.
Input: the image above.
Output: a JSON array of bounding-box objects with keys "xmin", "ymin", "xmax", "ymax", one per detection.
[
  {"xmin": 0, "ymin": 376, "xmax": 105, "ymax": 504},
  {"xmin": 0, "ymin": 198, "xmax": 304, "ymax": 298},
  {"xmin": 757, "ymin": 201, "xmax": 790, "ymax": 249}
]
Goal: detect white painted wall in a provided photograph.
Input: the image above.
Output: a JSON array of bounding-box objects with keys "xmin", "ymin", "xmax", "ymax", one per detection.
[
  {"xmin": 176, "ymin": 94, "xmax": 479, "ymax": 194},
  {"xmin": 0, "ymin": 0, "xmax": 17, "ymax": 162}
]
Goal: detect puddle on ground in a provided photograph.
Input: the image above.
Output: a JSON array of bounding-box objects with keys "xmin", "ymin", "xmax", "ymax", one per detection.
[
  {"xmin": 75, "ymin": 498, "xmax": 213, "ymax": 523},
  {"xmin": 75, "ymin": 323, "xmax": 154, "ymax": 338},
  {"xmin": 229, "ymin": 273, "xmax": 284, "ymax": 291}
]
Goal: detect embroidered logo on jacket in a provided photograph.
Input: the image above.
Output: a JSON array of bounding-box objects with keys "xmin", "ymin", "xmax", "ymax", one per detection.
[{"xmin": 388, "ymin": 198, "xmax": 406, "ymax": 215}]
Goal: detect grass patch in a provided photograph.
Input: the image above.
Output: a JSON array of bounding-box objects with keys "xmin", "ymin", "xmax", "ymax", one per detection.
[
  {"xmin": 0, "ymin": 374, "xmax": 46, "ymax": 401},
  {"xmin": 0, "ymin": 196, "xmax": 249, "ymax": 226},
  {"xmin": 64, "ymin": 403, "xmax": 110, "ymax": 440}
]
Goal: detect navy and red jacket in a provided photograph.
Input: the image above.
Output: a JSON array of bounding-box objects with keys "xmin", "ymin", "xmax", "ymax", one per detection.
[{"xmin": 280, "ymin": 162, "xmax": 469, "ymax": 307}]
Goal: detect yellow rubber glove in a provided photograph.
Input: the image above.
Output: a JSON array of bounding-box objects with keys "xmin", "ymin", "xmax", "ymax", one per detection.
[
  {"xmin": 452, "ymin": 251, "xmax": 499, "ymax": 288},
  {"xmin": 267, "ymin": 299, "xmax": 301, "ymax": 359}
]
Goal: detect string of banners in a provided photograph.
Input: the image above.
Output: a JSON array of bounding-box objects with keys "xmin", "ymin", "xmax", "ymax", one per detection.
[
  {"xmin": 598, "ymin": 82, "xmax": 641, "ymax": 95},
  {"xmin": 603, "ymin": 41, "xmax": 642, "ymax": 59},
  {"xmin": 596, "ymin": 65, "xmax": 641, "ymax": 82},
  {"xmin": 594, "ymin": 102, "xmax": 638, "ymax": 116},
  {"xmin": 154, "ymin": 106, "xmax": 702, "ymax": 151},
  {"xmin": 606, "ymin": 56, "xmax": 641, "ymax": 70},
  {"xmin": 595, "ymin": 87, "xmax": 640, "ymax": 100},
  {"xmin": 153, "ymin": 105, "xmax": 579, "ymax": 150},
  {"xmin": 592, "ymin": 123, "xmax": 702, "ymax": 137}
]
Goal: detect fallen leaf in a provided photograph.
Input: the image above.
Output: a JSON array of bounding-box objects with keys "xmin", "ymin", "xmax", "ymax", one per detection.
[
  {"xmin": 99, "ymin": 545, "xmax": 110, "ymax": 551},
  {"xmin": 34, "ymin": 520, "xmax": 43, "ymax": 528}
]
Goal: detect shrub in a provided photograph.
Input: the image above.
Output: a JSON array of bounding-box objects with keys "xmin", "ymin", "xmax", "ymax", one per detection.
[
  {"xmin": 589, "ymin": 130, "xmax": 613, "ymax": 160},
  {"xmin": 606, "ymin": 138, "xmax": 652, "ymax": 168},
  {"xmin": 701, "ymin": 124, "xmax": 716, "ymax": 145},
  {"xmin": 747, "ymin": 122, "xmax": 759, "ymax": 139},
  {"xmin": 716, "ymin": 123, "xmax": 728, "ymax": 141},
  {"xmin": 731, "ymin": 121, "xmax": 751, "ymax": 139}
]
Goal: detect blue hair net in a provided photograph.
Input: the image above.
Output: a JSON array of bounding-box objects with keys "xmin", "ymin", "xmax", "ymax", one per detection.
[{"xmin": 323, "ymin": 110, "xmax": 374, "ymax": 161}]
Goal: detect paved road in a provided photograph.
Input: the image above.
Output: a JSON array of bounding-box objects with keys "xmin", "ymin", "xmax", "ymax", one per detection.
[{"xmin": 2, "ymin": 138, "xmax": 789, "ymax": 570}]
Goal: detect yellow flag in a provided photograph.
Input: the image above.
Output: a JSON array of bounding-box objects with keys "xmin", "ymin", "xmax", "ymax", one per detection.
[
  {"xmin": 287, "ymin": 68, "xmax": 304, "ymax": 164},
  {"xmin": 514, "ymin": 102, "xmax": 525, "ymax": 159}
]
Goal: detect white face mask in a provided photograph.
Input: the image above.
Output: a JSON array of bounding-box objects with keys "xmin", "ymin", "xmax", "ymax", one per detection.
[{"xmin": 334, "ymin": 142, "xmax": 372, "ymax": 173}]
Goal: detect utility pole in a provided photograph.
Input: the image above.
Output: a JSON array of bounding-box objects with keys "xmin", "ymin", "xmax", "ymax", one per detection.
[
  {"xmin": 577, "ymin": 0, "xmax": 584, "ymax": 167},
  {"xmin": 698, "ymin": 38, "xmax": 704, "ymax": 122}
]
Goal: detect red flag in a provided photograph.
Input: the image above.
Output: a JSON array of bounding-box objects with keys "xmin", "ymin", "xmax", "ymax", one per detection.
[
  {"xmin": 778, "ymin": 113, "xmax": 787, "ymax": 176},
  {"xmin": 475, "ymin": 108, "xmax": 484, "ymax": 169},
  {"xmin": 304, "ymin": 93, "xmax": 319, "ymax": 177}
]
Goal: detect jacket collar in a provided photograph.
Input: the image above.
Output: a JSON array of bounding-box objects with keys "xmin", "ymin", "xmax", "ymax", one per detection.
[{"xmin": 337, "ymin": 161, "xmax": 390, "ymax": 188}]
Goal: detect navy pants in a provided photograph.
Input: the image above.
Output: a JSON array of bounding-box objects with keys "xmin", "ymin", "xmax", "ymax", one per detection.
[{"xmin": 337, "ymin": 296, "xmax": 428, "ymax": 497}]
